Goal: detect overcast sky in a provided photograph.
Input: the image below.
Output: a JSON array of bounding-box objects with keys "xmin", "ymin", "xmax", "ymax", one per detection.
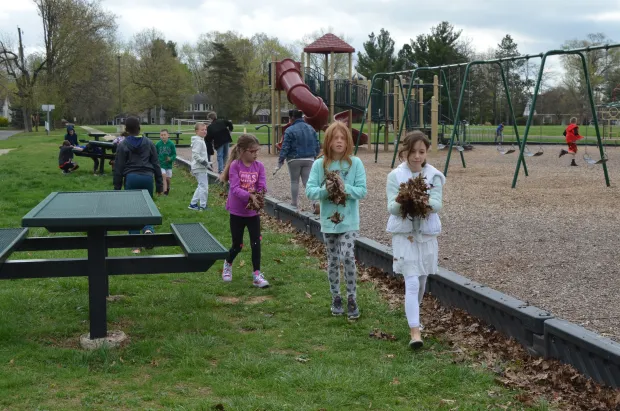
[{"xmin": 2, "ymin": 0, "xmax": 619, "ymax": 73}]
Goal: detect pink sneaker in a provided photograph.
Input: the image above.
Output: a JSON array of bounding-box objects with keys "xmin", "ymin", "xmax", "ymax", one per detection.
[
  {"xmin": 252, "ymin": 271, "xmax": 270, "ymax": 288},
  {"xmin": 222, "ymin": 261, "xmax": 232, "ymax": 282}
]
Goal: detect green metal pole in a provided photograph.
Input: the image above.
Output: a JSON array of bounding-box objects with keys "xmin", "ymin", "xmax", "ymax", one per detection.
[
  {"xmin": 495, "ymin": 62, "xmax": 528, "ymax": 177},
  {"xmin": 375, "ymin": 123, "xmax": 382, "ymax": 162},
  {"xmin": 512, "ymin": 55, "xmax": 547, "ymax": 188},
  {"xmin": 579, "ymin": 50, "xmax": 610, "ymax": 186},
  {"xmin": 443, "ymin": 63, "xmax": 474, "ymax": 176}
]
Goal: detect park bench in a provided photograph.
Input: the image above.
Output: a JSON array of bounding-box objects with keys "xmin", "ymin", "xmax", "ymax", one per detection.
[
  {"xmin": 74, "ymin": 140, "xmax": 116, "ymax": 174},
  {"xmin": 143, "ymin": 132, "xmax": 183, "ymax": 144},
  {"xmin": 0, "ymin": 190, "xmax": 229, "ymax": 342},
  {"xmin": 0, "ymin": 228, "xmax": 28, "ymax": 265}
]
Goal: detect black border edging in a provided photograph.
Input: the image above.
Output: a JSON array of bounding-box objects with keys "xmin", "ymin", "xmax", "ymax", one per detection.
[
  {"xmin": 174, "ymin": 156, "xmax": 620, "ymax": 388},
  {"xmin": 545, "ymin": 319, "xmax": 620, "ymax": 388},
  {"xmin": 428, "ymin": 268, "xmax": 552, "ymax": 356}
]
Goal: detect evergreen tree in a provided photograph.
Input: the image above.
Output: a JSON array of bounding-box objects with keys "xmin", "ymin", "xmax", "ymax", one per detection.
[
  {"xmin": 206, "ymin": 42, "xmax": 244, "ymax": 121},
  {"xmin": 355, "ymin": 29, "xmax": 401, "ymax": 78}
]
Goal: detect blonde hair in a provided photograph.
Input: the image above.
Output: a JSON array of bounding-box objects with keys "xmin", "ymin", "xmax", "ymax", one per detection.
[
  {"xmin": 570, "ymin": 117, "xmax": 578, "ymax": 124},
  {"xmin": 220, "ymin": 134, "xmax": 261, "ymax": 182},
  {"xmin": 322, "ymin": 121, "xmax": 353, "ymax": 173},
  {"xmin": 194, "ymin": 122, "xmax": 206, "ymax": 132},
  {"xmin": 398, "ymin": 130, "xmax": 431, "ymax": 167}
]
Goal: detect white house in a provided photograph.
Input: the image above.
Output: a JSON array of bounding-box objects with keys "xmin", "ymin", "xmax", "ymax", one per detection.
[{"xmin": 1, "ymin": 96, "xmax": 11, "ymax": 122}]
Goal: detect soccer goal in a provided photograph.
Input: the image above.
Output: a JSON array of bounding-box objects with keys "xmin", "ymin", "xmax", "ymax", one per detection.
[{"xmin": 171, "ymin": 118, "xmax": 200, "ymax": 134}]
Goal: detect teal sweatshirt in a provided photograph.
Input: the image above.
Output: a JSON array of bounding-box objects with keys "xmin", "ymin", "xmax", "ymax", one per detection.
[
  {"xmin": 306, "ymin": 156, "xmax": 367, "ymax": 233},
  {"xmin": 156, "ymin": 139, "xmax": 177, "ymax": 169}
]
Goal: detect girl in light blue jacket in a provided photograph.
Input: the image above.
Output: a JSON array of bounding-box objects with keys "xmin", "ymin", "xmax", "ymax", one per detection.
[
  {"xmin": 386, "ymin": 131, "xmax": 445, "ymax": 350},
  {"xmin": 306, "ymin": 121, "xmax": 367, "ymax": 320}
]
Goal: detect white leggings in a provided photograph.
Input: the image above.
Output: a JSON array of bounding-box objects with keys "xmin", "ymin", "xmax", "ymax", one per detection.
[{"xmin": 404, "ymin": 275, "xmax": 428, "ymax": 328}]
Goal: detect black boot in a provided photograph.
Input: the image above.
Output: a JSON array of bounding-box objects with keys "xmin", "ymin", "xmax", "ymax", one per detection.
[
  {"xmin": 559, "ymin": 149, "xmax": 568, "ymax": 158},
  {"xmin": 570, "ymin": 159, "xmax": 578, "ymax": 166}
]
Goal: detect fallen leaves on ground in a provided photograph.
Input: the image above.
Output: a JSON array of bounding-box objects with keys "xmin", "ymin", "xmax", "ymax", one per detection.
[
  {"xmin": 260, "ymin": 210, "xmax": 620, "ymax": 410},
  {"xmin": 369, "ymin": 329, "xmax": 397, "ymax": 341}
]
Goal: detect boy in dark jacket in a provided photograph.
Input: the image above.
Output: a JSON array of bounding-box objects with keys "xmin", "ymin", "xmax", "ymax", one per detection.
[
  {"xmin": 113, "ymin": 116, "xmax": 163, "ymax": 253},
  {"xmin": 206, "ymin": 112, "xmax": 233, "ymax": 173},
  {"xmin": 58, "ymin": 140, "xmax": 80, "ymax": 174}
]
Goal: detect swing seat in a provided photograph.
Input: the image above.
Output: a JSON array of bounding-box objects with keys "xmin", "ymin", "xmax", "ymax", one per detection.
[
  {"xmin": 533, "ymin": 147, "xmax": 544, "ymax": 157},
  {"xmin": 456, "ymin": 145, "xmax": 465, "ymax": 152},
  {"xmin": 437, "ymin": 144, "xmax": 447, "ymax": 150},
  {"xmin": 497, "ymin": 144, "xmax": 515, "ymax": 155}
]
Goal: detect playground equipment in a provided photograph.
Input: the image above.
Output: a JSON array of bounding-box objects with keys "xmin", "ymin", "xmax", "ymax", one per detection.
[
  {"xmin": 365, "ymin": 43, "xmax": 618, "ymax": 187},
  {"xmin": 269, "ymin": 34, "xmax": 368, "ymax": 152},
  {"xmin": 512, "ymin": 44, "xmax": 618, "ymax": 187},
  {"xmin": 355, "ymin": 68, "xmax": 460, "ymax": 165}
]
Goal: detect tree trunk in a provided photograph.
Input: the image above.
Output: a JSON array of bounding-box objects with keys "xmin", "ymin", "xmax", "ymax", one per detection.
[{"xmin": 22, "ymin": 107, "xmax": 33, "ymax": 132}]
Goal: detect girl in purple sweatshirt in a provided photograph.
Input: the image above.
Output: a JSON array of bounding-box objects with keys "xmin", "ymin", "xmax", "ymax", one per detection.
[{"xmin": 219, "ymin": 134, "xmax": 269, "ymax": 288}]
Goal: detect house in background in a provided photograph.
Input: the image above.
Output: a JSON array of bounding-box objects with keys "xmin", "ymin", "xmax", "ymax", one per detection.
[
  {"xmin": 1, "ymin": 95, "xmax": 11, "ymax": 122},
  {"xmin": 255, "ymin": 108, "xmax": 292, "ymax": 124},
  {"xmin": 181, "ymin": 93, "xmax": 214, "ymax": 120},
  {"xmin": 110, "ymin": 94, "xmax": 214, "ymax": 125}
]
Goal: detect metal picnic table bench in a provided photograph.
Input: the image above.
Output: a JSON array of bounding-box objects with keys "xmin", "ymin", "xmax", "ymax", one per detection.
[{"xmin": 0, "ymin": 190, "xmax": 228, "ymax": 341}]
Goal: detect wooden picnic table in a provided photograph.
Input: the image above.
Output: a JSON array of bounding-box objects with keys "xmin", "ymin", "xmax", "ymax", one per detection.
[{"xmin": 0, "ymin": 190, "xmax": 228, "ymax": 340}]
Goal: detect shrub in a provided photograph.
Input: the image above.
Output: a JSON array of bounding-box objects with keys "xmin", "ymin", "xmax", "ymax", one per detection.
[{"xmin": 0, "ymin": 116, "xmax": 9, "ymax": 127}]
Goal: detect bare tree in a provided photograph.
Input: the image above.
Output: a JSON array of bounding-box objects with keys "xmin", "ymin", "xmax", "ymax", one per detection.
[{"xmin": 0, "ymin": 28, "xmax": 46, "ymax": 131}]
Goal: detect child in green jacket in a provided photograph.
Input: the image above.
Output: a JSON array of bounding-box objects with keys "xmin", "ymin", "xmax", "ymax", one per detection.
[
  {"xmin": 306, "ymin": 121, "xmax": 367, "ymax": 320},
  {"xmin": 155, "ymin": 129, "xmax": 177, "ymax": 195}
]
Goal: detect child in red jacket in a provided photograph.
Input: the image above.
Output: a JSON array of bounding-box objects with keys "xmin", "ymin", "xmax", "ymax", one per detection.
[{"xmin": 559, "ymin": 117, "xmax": 583, "ymax": 166}]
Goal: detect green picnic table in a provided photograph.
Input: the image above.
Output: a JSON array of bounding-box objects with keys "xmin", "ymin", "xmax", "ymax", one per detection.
[{"xmin": 0, "ymin": 190, "xmax": 228, "ymax": 340}]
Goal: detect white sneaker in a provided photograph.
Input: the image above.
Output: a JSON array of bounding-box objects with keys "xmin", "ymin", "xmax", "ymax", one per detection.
[
  {"xmin": 222, "ymin": 261, "xmax": 232, "ymax": 282},
  {"xmin": 252, "ymin": 271, "xmax": 270, "ymax": 288}
]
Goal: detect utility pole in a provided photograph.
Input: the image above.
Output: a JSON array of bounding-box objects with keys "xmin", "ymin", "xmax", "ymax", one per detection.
[{"xmin": 117, "ymin": 54, "xmax": 122, "ymax": 116}]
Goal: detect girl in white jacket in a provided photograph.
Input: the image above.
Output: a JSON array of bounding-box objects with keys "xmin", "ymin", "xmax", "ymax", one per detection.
[
  {"xmin": 386, "ymin": 131, "xmax": 445, "ymax": 350},
  {"xmin": 188, "ymin": 122, "xmax": 212, "ymax": 211}
]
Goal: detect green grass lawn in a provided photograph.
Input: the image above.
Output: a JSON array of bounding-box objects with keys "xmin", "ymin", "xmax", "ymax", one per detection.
[{"xmin": 0, "ymin": 131, "xmax": 550, "ymax": 410}]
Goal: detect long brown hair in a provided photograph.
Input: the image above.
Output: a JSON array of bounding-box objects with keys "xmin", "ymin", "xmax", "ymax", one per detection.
[
  {"xmin": 398, "ymin": 130, "xmax": 431, "ymax": 167},
  {"xmin": 322, "ymin": 121, "xmax": 353, "ymax": 173},
  {"xmin": 220, "ymin": 134, "xmax": 261, "ymax": 182}
]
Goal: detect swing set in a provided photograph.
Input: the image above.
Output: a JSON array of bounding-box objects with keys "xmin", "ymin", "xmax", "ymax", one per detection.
[{"xmin": 353, "ymin": 42, "xmax": 619, "ymax": 188}]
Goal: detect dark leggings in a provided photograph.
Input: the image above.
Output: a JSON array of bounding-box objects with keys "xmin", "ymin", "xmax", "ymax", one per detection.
[
  {"xmin": 92, "ymin": 158, "xmax": 100, "ymax": 173},
  {"xmin": 124, "ymin": 173, "xmax": 154, "ymax": 234},
  {"xmin": 227, "ymin": 214, "xmax": 261, "ymax": 272}
]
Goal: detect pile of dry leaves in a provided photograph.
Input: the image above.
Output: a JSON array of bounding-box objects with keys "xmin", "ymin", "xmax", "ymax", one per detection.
[
  {"xmin": 396, "ymin": 174, "xmax": 433, "ymax": 220},
  {"xmin": 262, "ymin": 214, "xmax": 620, "ymax": 410}
]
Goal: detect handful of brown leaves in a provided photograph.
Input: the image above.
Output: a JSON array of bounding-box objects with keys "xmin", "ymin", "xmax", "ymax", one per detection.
[
  {"xmin": 396, "ymin": 174, "xmax": 433, "ymax": 220},
  {"xmin": 325, "ymin": 171, "xmax": 346, "ymax": 206},
  {"xmin": 246, "ymin": 189, "xmax": 265, "ymax": 211},
  {"xmin": 329, "ymin": 211, "xmax": 343, "ymax": 225}
]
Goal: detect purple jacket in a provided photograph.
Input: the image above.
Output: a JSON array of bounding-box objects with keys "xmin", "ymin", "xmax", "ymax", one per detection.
[{"xmin": 226, "ymin": 159, "xmax": 267, "ymax": 217}]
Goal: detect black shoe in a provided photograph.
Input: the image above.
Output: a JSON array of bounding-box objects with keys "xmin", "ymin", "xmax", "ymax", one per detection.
[
  {"xmin": 559, "ymin": 149, "xmax": 568, "ymax": 158},
  {"xmin": 409, "ymin": 339, "xmax": 424, "ymax": 350},
  {"xmin": 331, "ymin": 295, "xmax": 344, "ymax": 316},
  {"xmin": 347, "ymin": 296, "xmax": 360, "ymax": 320},
  {"xmin": 571, "ymin": 159, "xmax": 578, "ymax": 167}
]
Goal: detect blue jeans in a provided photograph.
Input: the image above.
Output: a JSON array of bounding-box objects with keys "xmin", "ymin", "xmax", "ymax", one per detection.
[
  {"xmin": 124, "ymin": 173, "xmax": 155, "ymax": 234},
  {"xmin": 216, "ymin": 143, "xmax": 229, "ymax": 173}
]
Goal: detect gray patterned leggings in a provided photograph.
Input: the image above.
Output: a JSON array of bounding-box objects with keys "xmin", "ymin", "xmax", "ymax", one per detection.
[{"xmin": 324, "ymin": 231, "xmax": 358, "ymax": 299}]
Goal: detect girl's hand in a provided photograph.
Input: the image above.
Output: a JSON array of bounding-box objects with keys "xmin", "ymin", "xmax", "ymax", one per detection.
[{"xmin": 165, "ymin": 156, "xmax": 171, "ymax": 162}]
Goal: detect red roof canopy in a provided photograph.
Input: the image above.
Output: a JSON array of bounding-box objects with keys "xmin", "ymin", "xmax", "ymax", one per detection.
[{"xmin": 303, "ymin": 33, "xmax": 355, "ymax": 54}]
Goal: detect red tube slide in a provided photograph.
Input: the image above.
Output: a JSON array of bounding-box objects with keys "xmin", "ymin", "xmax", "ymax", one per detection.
[{"xmin": 276, "ymin": 59, "xmax": 329, "ymax": 132}]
